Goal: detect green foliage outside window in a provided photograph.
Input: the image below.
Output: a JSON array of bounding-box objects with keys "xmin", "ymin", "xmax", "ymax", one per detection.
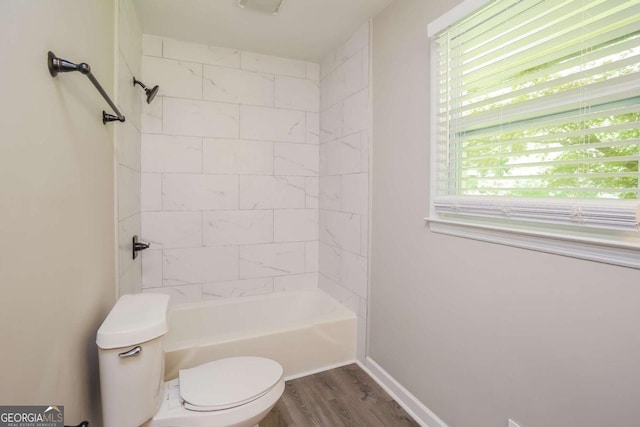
[{"xmin": 454, "ymin": 31, "xmax": 639, "ymax": 199}]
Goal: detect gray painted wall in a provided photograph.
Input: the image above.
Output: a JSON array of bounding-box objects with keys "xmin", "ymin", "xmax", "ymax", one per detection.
[
  {"xmin": 370, "ymin": 1, "xmax": 640, "ymax": 426},
  {"xmin": 0, "ymin": 1, "xmax": 116, "ymax": 425}
]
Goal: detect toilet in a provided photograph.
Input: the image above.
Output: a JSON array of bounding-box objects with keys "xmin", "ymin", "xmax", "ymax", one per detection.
[{"xmin": 96, "ymin": 293, "xmax": 285, "ymax": 427}]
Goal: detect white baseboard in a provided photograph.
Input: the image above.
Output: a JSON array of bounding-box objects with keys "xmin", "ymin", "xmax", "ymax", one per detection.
[{"xmin": 358, "ymin": 357, "xmax": 448, "ymax": 427}]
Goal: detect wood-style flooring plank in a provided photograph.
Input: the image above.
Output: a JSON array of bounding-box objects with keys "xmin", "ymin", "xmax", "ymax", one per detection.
[{"xmin": 260, "ymin": 364, "xmax": 420, "ymax": 427}]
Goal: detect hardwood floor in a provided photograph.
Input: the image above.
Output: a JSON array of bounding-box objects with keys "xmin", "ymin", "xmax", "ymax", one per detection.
[{"xmin": 260, "ymin": 364, "xmax": 420, "ymax": 427}]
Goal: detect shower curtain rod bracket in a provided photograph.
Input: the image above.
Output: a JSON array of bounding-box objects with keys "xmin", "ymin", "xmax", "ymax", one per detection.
[
  {"xmin": 48, "ymin": 51, "xmax": 125, "ymax": 125},
  {"xmin": 103, "ymin": 112, "xmax": 125, "ymax": 124}
]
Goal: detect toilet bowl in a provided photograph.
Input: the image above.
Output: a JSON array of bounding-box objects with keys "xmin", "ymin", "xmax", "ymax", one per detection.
[
  {"xmin": 148, "ymin": 357, "xmax": 285, "ymax": 427},
  {"xmin": 97, "ymin": 293, "xmax": 285, "ymax": 427}
]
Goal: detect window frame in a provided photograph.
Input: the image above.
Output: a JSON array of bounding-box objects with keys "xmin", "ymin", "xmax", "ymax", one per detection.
[{"xmin": 426, "ymin": 0, "xmax": 640, "ymax": 269}]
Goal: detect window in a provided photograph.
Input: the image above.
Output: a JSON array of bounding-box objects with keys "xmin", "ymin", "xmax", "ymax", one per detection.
[{"xmin": 427, "ymin": 0, "xmax": 640, "ymax": 267}]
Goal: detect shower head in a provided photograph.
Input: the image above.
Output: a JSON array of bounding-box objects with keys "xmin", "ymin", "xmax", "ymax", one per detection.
[
  {"xmin": 145, "ymin": 84, "xmax": 160, "ymax": 103},
  {"xmin": 133, "ymin": 77, "xmax": 160, "ymax": 104}
]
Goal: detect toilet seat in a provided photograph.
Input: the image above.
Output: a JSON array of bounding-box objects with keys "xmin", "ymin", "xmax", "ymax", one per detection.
[{"xmin": 179, "ymin": 357, "xmax": 284, "ymax": 412}]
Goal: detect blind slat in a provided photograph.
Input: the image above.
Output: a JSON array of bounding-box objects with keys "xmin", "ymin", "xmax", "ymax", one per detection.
[
  {"xmin": 448, "ymin": 55, "xmax": 639, "ymax": 117},
  {"xmin": 453, "ymin": 36, "xmax": 640, "ymax": 105},
  {"xmin": 460, "ymin": 139, "xmax": 640, "ymax": 162},
  {"xmin": 448, "ymin": 103, "xmax": 640, "ymax": 141},
  {"xmin": 446, "ymin": 73, "xmax": 640, "ymax": 131},
  {"xmin": 455, "ymin": 155, "xmax": 639, "ymax": 171},
  {"xmin": 459, "ymin": 2, "xmax": 638, "ymax": 72},
  {"xmin": 449, "ymin": 187, "xmax": 640, "ymax": 193},
  {"xmin": 441, "ymin": 21, "xmax": 639, "ymax": 90},
  {"xmin": 458, "ymin": 172, "xmax": 639, "ymax": 180},
  {"xmin": 433, "ymin": 196, "xmax": 640, "ymax": 230}
]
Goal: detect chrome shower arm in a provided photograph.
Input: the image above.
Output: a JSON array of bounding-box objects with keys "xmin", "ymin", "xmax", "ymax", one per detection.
[{"xmin": 48, "ymin": 51, "xmax": 125, "ymax": 124}]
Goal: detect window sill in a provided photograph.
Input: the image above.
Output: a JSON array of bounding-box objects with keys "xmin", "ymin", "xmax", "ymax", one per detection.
[{"xmin": 425, "ymin": 217, "xmax": 640, "ymax": 269}]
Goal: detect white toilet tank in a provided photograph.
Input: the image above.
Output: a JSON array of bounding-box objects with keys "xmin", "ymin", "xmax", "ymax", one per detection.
[{"xmin": 97, "ymin": 293, "xmax": 171, "ymax": 427}]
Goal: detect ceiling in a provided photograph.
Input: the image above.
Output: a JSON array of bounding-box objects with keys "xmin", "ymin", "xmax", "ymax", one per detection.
[{"xmin": 133, "ymin": 0, "xmax": 393, "ymax": 62}]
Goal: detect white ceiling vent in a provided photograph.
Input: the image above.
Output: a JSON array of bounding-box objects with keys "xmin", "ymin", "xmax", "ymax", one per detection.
[{"xmin": 236, "ymin": 0, "xmax": 286, "ymax": 15}]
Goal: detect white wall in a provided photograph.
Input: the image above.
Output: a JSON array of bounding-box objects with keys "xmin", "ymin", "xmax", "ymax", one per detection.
[
  {"xmin": 371, "ymin": 1, "xmax": 640, "ymax": 426},
  {"xmin": 139, "ymin": 35, "xmax": 320, "ymax": 301},
  {"xmin": 0, "ymin": 1, "xmax": 116, "ymax": 424},
  {"xmin": 319, "ymin": 22, "xmax": 371, "ymax": 361},
  {"xmin": 116, "ymin": 0, "xmax": 143, "ymax": 295}
]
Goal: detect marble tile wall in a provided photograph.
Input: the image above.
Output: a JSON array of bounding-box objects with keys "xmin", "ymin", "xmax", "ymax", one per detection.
[
  {"xmin": 139, "ymin": 35, "xmax": 320, "ymax": 302},
  {"xmin": 116, "ymin": 0, "xmax": 143, "ymax": 295},
  {"xmin": 318, "ymin": 22, "xmax": 371, "ymax": 361}
]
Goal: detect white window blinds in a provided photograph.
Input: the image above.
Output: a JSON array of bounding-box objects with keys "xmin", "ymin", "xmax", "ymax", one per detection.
[{"xmin": 432, "ymin": 0, "xmax": 640, "ymax": 231}]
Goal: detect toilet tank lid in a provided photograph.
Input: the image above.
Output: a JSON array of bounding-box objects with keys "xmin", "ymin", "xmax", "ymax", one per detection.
[{"xmin": 97, "ymin": 293, "xmax": 170, "ymax": 349}]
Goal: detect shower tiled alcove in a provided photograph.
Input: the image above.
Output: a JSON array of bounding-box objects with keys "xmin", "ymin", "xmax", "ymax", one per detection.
[
  {"xmin": 139, "ymin": 35, "xmax": 321, "ymax": 298},
  {"xmin": 115, "ymin": 0, "xmax": 370, "ymax": 360}
]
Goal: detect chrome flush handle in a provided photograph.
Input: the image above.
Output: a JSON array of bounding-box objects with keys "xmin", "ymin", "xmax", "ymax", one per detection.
[{"xmin": 118, "ymin": 346, "xmax": 142, "ymax": 358}]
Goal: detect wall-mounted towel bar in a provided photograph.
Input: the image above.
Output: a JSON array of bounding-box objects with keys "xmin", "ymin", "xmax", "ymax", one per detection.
[{"xmin": 47, "ymin": 51, "xmax": 125, "ymax": 125}]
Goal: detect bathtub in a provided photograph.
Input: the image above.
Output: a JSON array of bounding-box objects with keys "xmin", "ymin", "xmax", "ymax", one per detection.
[{"xmin": 163, "ymin": 289, "xmax": 357, "ymax": 380}]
